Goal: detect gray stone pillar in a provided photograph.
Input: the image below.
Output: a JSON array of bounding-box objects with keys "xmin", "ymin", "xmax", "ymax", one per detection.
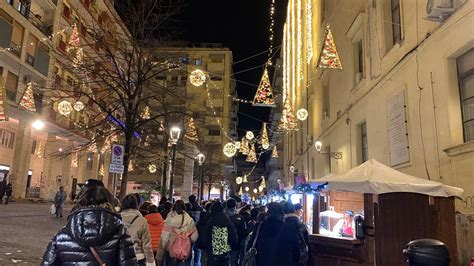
[{"xmin": 10, "ymin": 120, "xmax": 32, "ymax": 199}]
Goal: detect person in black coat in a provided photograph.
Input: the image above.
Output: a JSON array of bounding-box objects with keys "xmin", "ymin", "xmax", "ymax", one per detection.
[
  {"xmin": 205, "ymin": 201, "xmax": 238, "ymax": 266},
  {"xmin": 4, "ymin": 183, "xmax": 12, "ymax": 204},
  {"xmin": 280, "ymin": 202, "xmax": 310, "ymax": 266},
  {"xmin": 224, "ymin": 198, "xmax": 247, "ymax": 266},
  {"xmin": 254, "ymin": 202, "xmax": 285, "ymax": 266},
  {"xmin": 41, "ymin": 186, "xmax": 137, "ymax": 265}
]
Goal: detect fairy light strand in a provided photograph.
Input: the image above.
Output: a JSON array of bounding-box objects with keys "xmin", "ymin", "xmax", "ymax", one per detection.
[
  {"xmin": 306, "ymin": 0, "xmax": 313, "ymax": 64},
  {"xmin": 297, "ymin": 0, "xmax": 303, "ymax": 81}
]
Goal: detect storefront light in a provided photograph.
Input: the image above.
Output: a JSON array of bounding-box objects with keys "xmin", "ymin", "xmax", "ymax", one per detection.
[{"xmin": 32, "ymin": 120, "xmax": 45, "ymax": 130}]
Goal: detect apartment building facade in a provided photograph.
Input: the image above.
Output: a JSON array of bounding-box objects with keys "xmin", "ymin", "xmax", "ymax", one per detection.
[
  {"xmin": 127, "ymin": 45, "xmax": 238, "ymax": 200},
  {"xmin": 0, "ymin": 0, "xmax": 125, "ymax": 199},
  {"xmin": 282, "ymin": 0, "xmax": 473, "ymax": 262}
]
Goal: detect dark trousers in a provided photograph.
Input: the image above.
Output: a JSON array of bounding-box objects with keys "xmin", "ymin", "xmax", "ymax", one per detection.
[
  {"xmin": 4, "ymin": 195, "xmax": 10, "ymax": 204},
  {"xmin": 193, "ymin": 244, "xmax": 201, "ymax": 266},
  {"xmin": 230, "ymin": 250, "xmax": 239, "ymax": 266},
  {"xmin": 208, "ymin": 253, "xmax": 230, "ymax": 266}
]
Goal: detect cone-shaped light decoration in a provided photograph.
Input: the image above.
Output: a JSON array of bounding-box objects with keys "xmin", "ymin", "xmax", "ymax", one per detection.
[
  {"xmin": 238, "ymin": 186, "xmax": 243, "ymax": 196},
  {"xmin": 67, "ymin": 24, "xmax": 80, "ymax": 52},
  {"xmin": 253, "ymin": 67, "xmax": 276, "ymax": 107},
  {"xmin": 261, "ymin": 176, "xmax": 266, "ymax": 188},
  {"xmin": 278, "ymin": 98, "xmax": 298, "ymax": 131},
  {"xmin": 246, "ymin": 144, "xmax": 257, "ymax": 163},
  {"xmin": 240, "ymin": 137, "xmax": 249, "ymax": 155},
  {"xmin": 184, "ymin": 117, "xmax": 199, "ymax": 142},
  {"xmin": 243, "ymin": 174, "xmax": 248, "ymax": 183},
  {"xmin": 271, "ymin": 146, "xmax": 279, "ymax": 158},
  {"xmin": 19, "ymin": 82, "xmax": 36, "ymax": 112},
  {"xmin": 261, "ymin": 123, "xmax": 270, "ymax": 150},
  {"xmin": 318, "ymin": 24, "xmax": 343, "ymax": 70}
]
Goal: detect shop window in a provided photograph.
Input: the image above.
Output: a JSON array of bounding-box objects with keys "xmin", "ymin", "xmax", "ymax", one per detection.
[
  {"xmin": 360, "ymin": 122, "xmax": 368, "ymax": 163},
  {"xmin": 5, "ymin": 71, "xmax": 18, "ymax": 101},
  {"xmin": 457, "ymin": 48, "xmax": 474, "ymax": 142},
  {"xmin": 0, "ymin": 129, "xmax": 15, "ymax": 149}
]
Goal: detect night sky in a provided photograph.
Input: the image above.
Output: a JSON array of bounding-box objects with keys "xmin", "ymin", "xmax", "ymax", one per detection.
[{"xmin": 182, "ymin": 0, "xmax": 288, "ymax": 136}]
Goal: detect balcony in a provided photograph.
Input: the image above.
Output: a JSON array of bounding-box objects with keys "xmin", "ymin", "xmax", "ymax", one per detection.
[{"xmin": 28, "ymin": 14, "xmax": 53, "ymax": 37}]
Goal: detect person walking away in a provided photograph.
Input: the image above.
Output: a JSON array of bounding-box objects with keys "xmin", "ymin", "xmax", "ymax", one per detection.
[
  {"xmin": 224, "ymin": 198, "xmax": 247, "ymax": 266},
  {"xmin": 139, "ymin": 201, "xmax": 152, "ymax": 217},
  {"xmin": 157, "ymin": 200, "xmax": 198, "ymax": 266},
  {"xmin": 54, "ymin": 186, "xmax": 67, "ymax": 218},
  {"xmin": 41, "ymin": 186, "xmax": 137, "ymax": 265},
  {"xmin": 238, "ymin": 205, "xmax": 252, "ymax": 225},
  {"xmin": 145, "ymin": 205, "xmax": 165, "ymax": 258},
  {"xmin": 247, "ymin": 208, "xmax": 260, "ymax": 235},
  {"xmin": 197, "ymin": 201, "xmax": 213, "ymax": 266},
  {"xmin": 281, "ymin": 202, "xmax": 310, "ymax": 266},
  {"xmin": 204, "ymin": 201, "xmax": 238, "ymax": 266},
  {"xmin": 121, "ymin": 195, "xmax": 156, "ymax": 266},
  {"xmin": 253, "ymin": 202, "xmax": 285, "ymax": 266},
  {"xmin": 188, "ymin": 195, "xmax": 204, "ymax": 266},
  {"xmin": 4, "ymin": 182, "xmax": 12, "ymax": 204},
  {"xmin": 160, "ymin": 201, "xmax": 173, "ymax": 220},
  {"xmin": 0, "ymin": 176, "xmax": 6, "ymax": 203}
]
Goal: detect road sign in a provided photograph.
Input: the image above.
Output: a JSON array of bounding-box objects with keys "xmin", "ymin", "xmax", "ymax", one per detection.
[
  {"xmin": 109, "ymin": 163, "xmax": 124, "ymax": 174},
  {"xmin": 111, "ymin": 144, "xmax": 124, "ymax": 165}
]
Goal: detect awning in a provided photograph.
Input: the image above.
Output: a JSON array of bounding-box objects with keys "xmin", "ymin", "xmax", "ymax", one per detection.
[{"xmin": 313, "ymin": 159, "xmax": 463, "ymax": 198}]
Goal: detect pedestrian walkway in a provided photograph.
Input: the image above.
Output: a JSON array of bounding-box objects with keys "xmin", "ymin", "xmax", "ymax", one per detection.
[{"xmin": 0, "ymin": 203, "xmax": 69, "ymax": 265}]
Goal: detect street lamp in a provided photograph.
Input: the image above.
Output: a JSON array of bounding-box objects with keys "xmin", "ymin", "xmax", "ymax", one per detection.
[
  {"xmin": 314, "ymin": 140, "xmax": 342, "ymax": 159},
  {"xmin": 32, "ymin": 120, "xmax": 45, "ymax": 130},
  {"xmin": 197, "ymin": 153, "xmax": 205, "ymax": 201},
  {"xmin": 168, "ymin": 126, "xmax": 181, "ymax": 200}
]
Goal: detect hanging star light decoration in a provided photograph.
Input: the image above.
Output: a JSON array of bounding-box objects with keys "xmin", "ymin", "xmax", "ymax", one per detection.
[
  {"xmin": 246, "ymin": 131, "xmax": 255, "ymax": 140},
  {"xmin": 148, "ymin": 164, "xmax": 157, "ymax": 173},
  {"xmin": 74, "ymin": 101, "xmax": 85, "ymax": 112},
  {"xmin": 184, "ymin": 117, "xmax": 199, "ymax": 142},
  {"xmin": 318, "ymin": 24, "xmax": 343, "ymax": 70},
  {"xmin": 278, "ymin": 98, "xmax": 298, "ymax": 131},
  {"xmin": 236, "ymin": 176, "xmax": 243, "ymax": 185},
  {"xmin": 19, "ymin": 82, "xmax": 36, "ymax": 112},
  {"xmin": 246, "ymin": 144, "xmax": 257, "ymax": 163},
  {"xmin": 271, "ymin": 146, "xmax": 279, "ymax": 158},
  {"xmin": 189, "ymin": 69, "xmax": 207, "ymax": 86},
  {"xmin": 252, "ymin": 67, "xmax": 275, "ymax": 107},
  {"xmin": 223, "ymin": 142, "xmax": 237, "ymax": 158},
  {"xmin": 296, "ymin": 108, "xmax": 308, "ymax": 121},
  {"xmin": 261, "ymin": 123, "xmax": 270, "ymax": 150},
  {"xmin": 58, "ymin": 100, "xmax": 73, "ymax": 116}
]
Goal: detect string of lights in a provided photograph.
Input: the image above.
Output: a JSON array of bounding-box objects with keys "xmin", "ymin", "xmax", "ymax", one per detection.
[{"xmin": 0, "ymin": 27, "xmax": 70, "ymax": 53}]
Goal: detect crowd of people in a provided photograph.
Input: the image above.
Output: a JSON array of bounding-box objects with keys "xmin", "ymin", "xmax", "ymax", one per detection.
[{"xmin": 41, "ymin": 180, "xmax": 310, "ymax": 266}]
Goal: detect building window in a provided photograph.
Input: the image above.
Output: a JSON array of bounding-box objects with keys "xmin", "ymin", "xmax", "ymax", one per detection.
[
  {"xmin": 360, "ymin": 122, "xmax": 368, "ymax": 163},
  {"xmin": 86, "ymin": 153, "xmax": 94, "ymax": 170},
  {"xmin": 0, "ymin": 129, "xmax": 15, "ymax": 149},
  {"xmin": 457, "ymin": 48, "xmax": 474, "ymax": 142},
  {"xmin": 17, "ymin": 0, "xmax": 30, "ymax": 18},
  {"xmin": 10, "ymin": 22, "xmax": 24, "ymax": 57},
  {"xmin": 322, "ymin": 82, "xmax": 330, "ymax": 120},
  {"xmin": 208, "ymin": 129, "xmax": 220, "ymax": 136},
  {"xmin": 5, "ymin": 71, "xmax": 18, "ymax": 101},
  {"xmin": 26, "ymin": 34, "xmax": 38, "ymax": 66},
  {"xmin": 195, "ymin": 59, "xmax": 202, "ymax": 66},
  {"xmin": 383, "ymin": 0, "xmax": 402, "ymax": 52},
  {"xmin": 31, "ymin": 140, "xmax": 36, "ymax": 154}
]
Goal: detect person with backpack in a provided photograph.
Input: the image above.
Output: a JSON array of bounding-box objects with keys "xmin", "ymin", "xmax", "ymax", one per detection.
[
  {"xmin": 203, "ymin": 201, "xmax": 238, "ymax": 266},
  {"xmin": 281, "ymin": 202, "xmax": 310, "ymax": 266},
  {"xmin": 121, "ymin": 195, "xmax": 156, "ymax": 266},
  {"xmin": 224, "ymin": 198, "xmax": 247, "ymax": 266},
  {"xmin": 41, "ymin": 186, "xmax": 137, "ymax": 265},
  {"xmin": 157, "ymin": 200, "xmax": 198, "ymax": 266}
]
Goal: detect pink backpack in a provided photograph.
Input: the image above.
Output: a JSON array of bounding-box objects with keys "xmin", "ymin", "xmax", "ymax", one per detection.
[{"xmin": 169, "ymin": 226, "xmax": 195, "ymax": 260}]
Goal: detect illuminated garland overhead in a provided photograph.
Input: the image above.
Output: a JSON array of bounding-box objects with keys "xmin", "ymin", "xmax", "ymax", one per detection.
[
  {"xmin": 19, "ymin": 82, "xmax": 36, "ymax": 112},
  {"xmin": 223, "ymin": 142, "xmax": 237, "ymax": 158},
  {"xmin": 278, "ymin": 98, "xmax": 298, "ymax": 131},
  {"xmin": 261, "ymin": 123, "xmax": 270, "ymax": 150},
  {"xmin": 252, "ymin": 67, "xmax": 276, "ymax": 107},
  {"xmin": 297, "ymin": 0, "xmax": 303, "ymax": 81},
  {"xmin": 240, "ymin": 137, "xmax": 249, "ymax": 155},
  {"xmin": 246, "ymin": 131, "xmax": 255, "ymax": 140},
  {"xmin": 58, "ymin": 100, "xmax": 73, "ymax": 116},
  {"xmin": 318, "ymin": 24, "xmax": 343, "ymax": 70},
  {"xmin": 243, "ymin": 174, "xmax": 249, "ymax": 183},
  {"xmin": 296, "ymin": 108, "xmax": 308, "ymax": 121},
  {"xmin": 190, "ymin": 69, "xmax": 207, "ymax": 86},
  {"xmin": 246, "ymin": 144, "xmax": 257, "ymax": 163},
  {"xmin": 74, "ymin": 101, "xmax": 85, "ymax": 112},
  {"xmin": 67, "ymin": 24, "xmax": 83, "ymax": 67},
  {"xmin": 306, "ymin": 0, "xmax": 313, "ymax": 63}
]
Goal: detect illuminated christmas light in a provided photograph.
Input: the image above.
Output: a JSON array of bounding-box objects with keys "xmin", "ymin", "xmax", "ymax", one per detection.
[
  {"xmin": 278, "ymin": 98, "xmax": 298, "ymax": 131},
  {"xmin": 184, "ymin": 117, "xmax": 199, "ymax": 142},
  {"xmin": 236, "ymin": 176, "xmax": 243, "ymax": 185},
  {"xmin": 243, "ymin": 175, "xmax": 249, "ymax": 183},
  {"xmin": 148, "ymin": 164, "xmax": 157, "ymax": 173},
  {"xmin": 318, "ymin": 24, "xmax": 343, "ymax": 69},
  {"xmin": 223, "ymin": 142, "xmax": 237, "ymax": 158},
  {"xmin": 189, "ymin": 69, "xmax": 207, "ymax": 86},
  {"xmin": 246, "ymin": 131, "xmax": 255, "ymax": 140},
  {"xmin": 252, "ymin": 68, "xmax": 275, "ymax": 106},
  {"xmin": 297, "ymin": 0, "xmax": 303, "ymax": 81},
  {"xmin": 296, "ymin": 108, "xmax": 308, "ymax": 121},
  {"xmin": 19, "ymin": 82, "xmax": 36, "ymax": 112},
  {"xmin": 306, "ymin": 0, "xmax": 313, "ymax": 63},
  {"xmin": 261, "ymin": 176, "xmax": 266, "ymax": 188},
  {"xmin": 58, "ymin": 100, "xmax": 73, "ymax": 116},
  {"xmin": 240, "ymin": 137, "xmax": 249, "ymax": 155},
  {"xmin": 261, "ymin": 123, "xmax": 270, "ymax": 150},
  {"xmin": 246, "ymin": 144, "xmax": 257, "ymax": 163},
  {"xmin": 271, "ymin": 146, "xmax": 279, "ymax": 158},
  {"xmin": 74, "ymin": 101, "xmax": 85, "ymax": 111},
  {"xmin": 140, "ymin": 106, "xmax": 151, "ymax": 120}
]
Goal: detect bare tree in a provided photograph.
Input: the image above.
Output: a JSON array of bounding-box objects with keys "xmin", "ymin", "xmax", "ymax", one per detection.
[{"xmin": 38, "ymin": 0, "xmax": 187, "ymax": 198}]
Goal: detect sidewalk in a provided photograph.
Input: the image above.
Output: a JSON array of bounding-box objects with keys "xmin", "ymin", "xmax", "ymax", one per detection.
[{"xmin": 0, "ymin": 202, "xmax": 70, "ymax": 265}]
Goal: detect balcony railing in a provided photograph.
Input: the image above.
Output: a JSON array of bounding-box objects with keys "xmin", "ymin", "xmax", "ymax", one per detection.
[{"xmin": 29, "ymin": 14, "xmax": 53, "ymax": 37}]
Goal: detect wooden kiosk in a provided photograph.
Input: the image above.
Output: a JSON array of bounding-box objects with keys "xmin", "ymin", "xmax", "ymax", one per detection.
[{"xmin": 308, "ymin": 160, "xmax": 463, "ymax": 266}]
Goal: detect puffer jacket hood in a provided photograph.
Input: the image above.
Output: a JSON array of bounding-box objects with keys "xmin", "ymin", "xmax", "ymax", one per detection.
[
  {"xmin": 67, "ymin": 206, "xmax": 122, "ymax": 247},
  {"xmin": 145, "ymin": 213, "xmax": 164, "ymax": 225}
]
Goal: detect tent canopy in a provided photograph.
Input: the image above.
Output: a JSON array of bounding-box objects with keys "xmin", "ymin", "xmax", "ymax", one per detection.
[{"xmin": 313, "ymin": 159, "xmax": 463, "ymax": 198}]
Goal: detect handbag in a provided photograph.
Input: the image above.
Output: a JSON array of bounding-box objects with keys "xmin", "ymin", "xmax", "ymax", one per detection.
[
  {"xmin": 240, "ymin": 223, "xmax": 262, "ymax": 266},
  {"xmin": 49, "ymin": 204, "xmax": 56, "ymax": 215},
  {"xmin": 90, "ymin": 247, "xmax": 106, "ymax": 266}
]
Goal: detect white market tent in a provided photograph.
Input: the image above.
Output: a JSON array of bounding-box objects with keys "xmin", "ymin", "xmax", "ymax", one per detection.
[{"xmin": 313, "ymin": 159, "xmax": 463, "ymax": 198}]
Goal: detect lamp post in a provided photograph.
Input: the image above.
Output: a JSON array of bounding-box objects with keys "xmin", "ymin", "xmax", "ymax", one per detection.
[
  {"xmin": 197, "ymin": 153, "xmax": 205, "ymax": 201},
  {"xmin": 168, "ymin": 127, "xmax": 181, "ymax": 201},
  {"xmin": 314, "ymin": 140, "xmax": 342, "ymax": 159}
]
